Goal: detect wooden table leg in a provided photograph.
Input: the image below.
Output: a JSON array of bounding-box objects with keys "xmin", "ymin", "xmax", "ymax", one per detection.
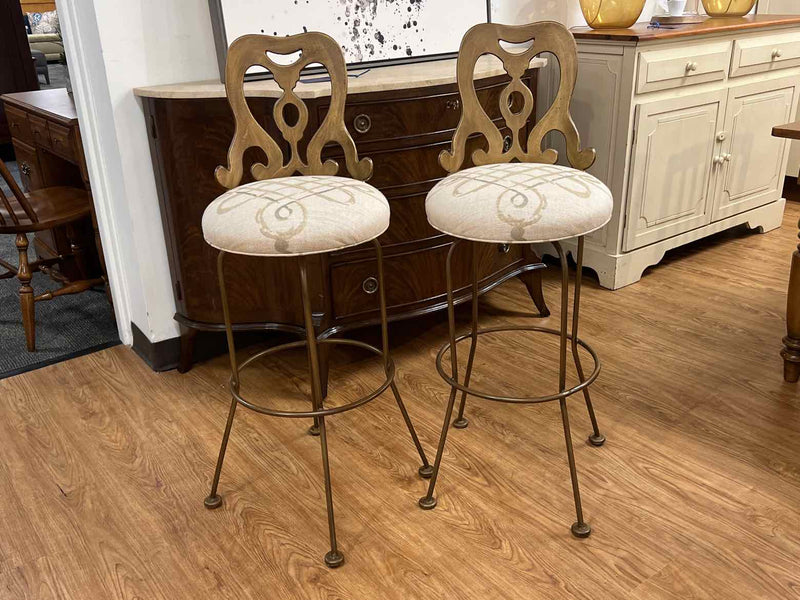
[{"xmin": 782, "ymin": 221, "xmax": 800, "ymax": 383}]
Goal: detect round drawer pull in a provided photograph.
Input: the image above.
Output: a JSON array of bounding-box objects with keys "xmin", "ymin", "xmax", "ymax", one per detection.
[
  {"xmin": 445, "ymin": 98, "xmax": 461, "ymax": 111},
  {"xmin": 685, "ymin": 61, "xmax": 698, "ymax": 72},
  {"xmin": 503, "ymin": 135, "xmax": 513, "ymax": 153},
  {"xmin": 498, "ymin": 243, "xmax": 511, "ymax": 254},
  {"xmin": 362, "ymin": 276, "xmax": 379, "ymax": 294},
  {"xmin": 353, "ymin": 113, "xmax": 372, "ymax": 134},
  {"xmin": 772, "ymin": 48, "xmax": 783, "ymax": 60}
]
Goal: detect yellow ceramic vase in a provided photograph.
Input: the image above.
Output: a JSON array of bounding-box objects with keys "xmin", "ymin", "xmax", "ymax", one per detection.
[
  {"xmin": 580, "ymin": 0, "xmax": 647, "ymax": 29},
  {"xmin": 701, "ymin": 0, "xmax": 756, "ymax": 16}
]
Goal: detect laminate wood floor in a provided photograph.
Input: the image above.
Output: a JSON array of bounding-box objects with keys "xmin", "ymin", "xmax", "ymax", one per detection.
[{"xmin": 2, "ymin": 204, "xmax": 800, "ymax": 599}]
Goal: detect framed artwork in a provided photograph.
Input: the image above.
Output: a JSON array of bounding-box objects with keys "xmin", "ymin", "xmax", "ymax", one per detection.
[{"xmin": 208, "ymin": 0, "xmax": 492, "ymax": 80}]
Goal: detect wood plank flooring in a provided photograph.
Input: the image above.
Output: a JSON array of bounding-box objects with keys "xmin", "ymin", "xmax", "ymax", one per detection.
[{"xmin": 2, "ymin": 204, "xmax": 800, "ymax": 599}]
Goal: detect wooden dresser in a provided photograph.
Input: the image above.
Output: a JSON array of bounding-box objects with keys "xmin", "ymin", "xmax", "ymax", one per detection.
[
  {"xmin": 1, "ymin": 89, "xmax": 105, "ymax": 283},
  {"xmin": 134, "ymin": 57, "xmax": 548, "ymax": 371}
]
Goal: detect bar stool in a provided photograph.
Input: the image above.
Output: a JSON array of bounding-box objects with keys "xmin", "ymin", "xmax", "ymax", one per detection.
[
  {"xmin": 201, "ymin": 32, "xmax": 431, "ymax": 568},
  {"xmin": 418, "ymin": 22, "xmax": 613, "ymax": 538}
]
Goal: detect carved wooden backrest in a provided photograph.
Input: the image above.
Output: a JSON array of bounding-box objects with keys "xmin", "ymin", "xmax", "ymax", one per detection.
[
  {"xmin": 215, "ymin": 32, "xmax": 371, "ymax": 189},
  {"xmin": 441, "ymin": 21, "xmax": 595, "ymax": 174},
  {"xmin": 0, "ymin": 159, "xmax": 37, "ymax": 227}
]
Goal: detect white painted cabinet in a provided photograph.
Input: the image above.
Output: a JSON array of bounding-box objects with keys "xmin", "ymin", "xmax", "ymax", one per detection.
[
  {"xmin": 713, "ymin": 78, "xmax": 796, "ymax": 220},
  {"xmin": 625, "ymin": 90, "xmax": 726, "ymax": 251},
  {"xmin": 540, "ymin": 21, "xmax": 800, "ymax": 289}
]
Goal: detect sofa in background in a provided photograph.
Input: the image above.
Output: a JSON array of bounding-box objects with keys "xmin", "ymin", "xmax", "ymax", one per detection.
[{"xmin": 24, "ymin": 10, "xmax": 63, "ymax": 62}]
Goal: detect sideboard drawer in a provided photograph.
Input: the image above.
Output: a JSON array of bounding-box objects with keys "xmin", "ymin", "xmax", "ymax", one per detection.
[
  {"xmin": 28, "ymin": 114, "xmax": 51, "ymax": 149},
  {"xmin": 331, "ymin": 241, "xmax": 520, "ymax": 319},
  {"xmin": 636, "ymin": 42, "xmax": 731, "ymax": 94},
  {"xmin": 48, "ymin": 122, "xmax": 76, "ymax": 162},
  {"xmin": 5, "ymin": 105, "xmax": 32, "ymax": 144},
  {"xmin": 731, "ymin": 32, "xmax": 800, "ymax": 78},
  {"xmin": 337, "ymin": 81, "xmax": 514, "ymax": 143},
  {"xmin": 327, "ymin": 127, "xmax": 511, "ymax": 193},
  {"xmin": 11, "ymin": 139, "xmax": 43, "ymax": 192}
]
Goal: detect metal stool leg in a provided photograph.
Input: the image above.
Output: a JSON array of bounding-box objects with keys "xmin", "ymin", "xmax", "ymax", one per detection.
[
  {"xmin": 372, "ymin": 240, "xmax": 433, "ymax": 478},
  {"xmin": 205, "ymin": 251, "xmax": 240, "ymax": 510},
  {"xmin": 419, "ymin": 242, "xmax": 462, "ymax": 509},
  {"xmin": 572, "ymin": 237, "xmax": 605, "ymax": 447},
  {"xmin": 299, "ymin": 259, "xmax": 344, "ymax": 568},
  {"xmin": 554, "ymin": 242, "xmax": 591, "ymax": 538},
  {"xmin": 453, "ymin": 242, "xmax": 480, "ymax": 430}
]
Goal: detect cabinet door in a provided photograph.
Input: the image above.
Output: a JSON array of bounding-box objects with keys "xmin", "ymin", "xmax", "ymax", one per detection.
[
  {"xmin": 624, "ymin": 90, "xmax": 726, "ymax": 252},
  {"xmin": 711, "ymin": 78, "xmax": 797, "ymax": 221}
]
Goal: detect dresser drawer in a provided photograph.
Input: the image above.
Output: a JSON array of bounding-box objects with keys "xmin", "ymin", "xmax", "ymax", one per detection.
[
  {"xmin": 380, "ymin": 192, "xmax": 442, "ymax": 246},
  {"xmin": 48, "ymin": 122, "xmax": 76, "ymax": 161},
  {"xmin": 28, "ymin": 115, "xmax": 51, "ymax": 149},
  {"xmin": 331, "ymin": 241, "xmax": 522, "ymax": 319},
  {"xmin": 5, "ymin": 105, "xmax": 32, "ymax": 144},
  {"xmin": 326, "ymin": 127, "xmax": 513, "ymax": 194},
  {"xmin": 11, "ymin": 139, "xmax": 43, "ymax": 192},
  {"xmin": 322, "ymin": 79, "xmax": 526, "ymax": 144},
  {"xmin": 636, "ymin": 42, "xmax": 731, "ymax": 94},
  {"xmin": 731, "ymin": 32, "xmax": 800, "ymax": 78}
]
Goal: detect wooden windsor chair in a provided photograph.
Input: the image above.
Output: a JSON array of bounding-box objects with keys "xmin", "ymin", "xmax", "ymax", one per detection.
[{"xmin": 0, "ymin": 159, "xmax": 104, "ymax": 351}]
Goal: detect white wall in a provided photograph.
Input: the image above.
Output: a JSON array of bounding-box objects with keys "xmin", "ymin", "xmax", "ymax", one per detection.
[
  {"xmin": 493, "ymin": 0, "xmax": 661, "ymax": 26},
  {"xmin": 60, "ymin": 0, "xmax": 219, "ymax": 345}
]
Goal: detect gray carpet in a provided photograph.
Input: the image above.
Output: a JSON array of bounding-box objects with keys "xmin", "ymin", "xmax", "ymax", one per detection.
[
  {"xmin": 0, "ymin": 160, "xmax": 119, "ymax": 379},
  {"xmin": 39, "ymin": 63, "xmax": 68, "ymax": 90}
]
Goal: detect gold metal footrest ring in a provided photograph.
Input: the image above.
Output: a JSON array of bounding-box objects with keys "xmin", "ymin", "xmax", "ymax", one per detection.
[
  {"xmin": 435, "ymin": 325, "xmax": 600, "ymax": 404},
  {"xmin": 229, "ymin": 338, "xmax": 394, "ymax": 418}
]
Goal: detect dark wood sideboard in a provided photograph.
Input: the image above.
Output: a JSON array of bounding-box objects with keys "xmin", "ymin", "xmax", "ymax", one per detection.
[
  {"xmin": 1, "ymin": 89, "xmax": 105, "ymax": 284},
  {"xmin": 138, "ymin": 63, "xmax": 549, "ymax": 373}
]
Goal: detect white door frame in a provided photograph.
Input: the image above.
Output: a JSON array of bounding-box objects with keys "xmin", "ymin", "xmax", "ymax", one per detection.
[{"xmin": 54, "ymin": 0, "xmax": 135, "ymax": 344}]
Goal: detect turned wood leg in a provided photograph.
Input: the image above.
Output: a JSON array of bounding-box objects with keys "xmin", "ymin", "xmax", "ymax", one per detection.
[
  {"xmin": 177, "ymin": 326, "xmax": 198, "ymax": 373},
  {"xmin": 16, "ymin": 234, "xmax": 36, "ymax": 352},
  {"xmin": 782, "ymin": 226, "xmax": 800, "ymax": 382},
  {"xmin": 520, "ymin": 245, "xmax": 550, "ymax": 317},
  {"xmin": 66, "ymin": 224, "xmax": 89, "ymax": 281}
]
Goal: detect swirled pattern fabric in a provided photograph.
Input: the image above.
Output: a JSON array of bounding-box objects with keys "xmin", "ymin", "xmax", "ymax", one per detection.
[
  {"xmin": 202, "ymin": 176, "xmax": 389, "ymax": 256},
  {"xmin": 426, "ymin": 163, "xmax": 613, "ymax": 244}
]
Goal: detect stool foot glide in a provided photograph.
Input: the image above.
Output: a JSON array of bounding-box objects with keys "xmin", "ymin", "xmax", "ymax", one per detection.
[
  {"xmin": 416, "ymin": 21, "xmax": 613, "ymax": 537},
  {"xmin": 200, "ymin": 32, "xmax": 430, "ymax": 567}
]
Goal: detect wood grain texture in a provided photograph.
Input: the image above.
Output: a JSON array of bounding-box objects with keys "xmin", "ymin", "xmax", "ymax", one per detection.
[
  {"xmin": 571, "ymin": 14, "xmax": 800, "ymax": 41},
  {"xmin": 3, "ymin": 203, "xmax": 800, "ymax": 597}
]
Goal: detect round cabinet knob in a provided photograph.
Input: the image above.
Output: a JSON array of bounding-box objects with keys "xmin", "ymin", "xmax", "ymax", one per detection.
[
  {"xmin": 503, "ymin": 135, "xmax": 512, "ymax": 152},
  {"xmin": 772, "ymin": 48, "xmax": 783, "ymax": 60},
  {"xmin": 498, "ymin": 243, "xmax": 511, "ymax": 254},
  {"xmin": 713, "ymin": 155, "xmax": 725, "ymax": 166},
  {"xmin": 362, "ymin": 276, "xmax": 379, "ymax": 294},
  {"xmin": 716, "ymin": 132, "xmax": 727, "ymax": 142},
  {"xmin": 685, "ymin": 61, "xmax": 699, "ymax": 72},
  {"xmin": 353, "ymin": 113, "xmax": 372, "ymax": 134},
  {"xmin": 19, "ymin": 162, "xmax": 31, "ymax": 176},
  {"xmin": 723, "ymin": 153, "xmax": 732, "ymax": 162}
]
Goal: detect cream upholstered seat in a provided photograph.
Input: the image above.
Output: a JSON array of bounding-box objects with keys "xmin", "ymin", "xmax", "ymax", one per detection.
[
  {"xmin": 426, "ymin": 162, "xmax": 613, "ymax": 244},
  {"xmin": 202, "ymin": 175, "xmax": 390, "ymax": 256}
]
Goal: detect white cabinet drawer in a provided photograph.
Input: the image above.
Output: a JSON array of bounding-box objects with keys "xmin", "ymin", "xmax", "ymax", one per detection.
[
  {"xmin": 636, "ymin": 42, "xmax": 731, "ymax": 94},
  {"xmin": 731, "ymin": 32, "xmax": 800, "ymax": 77}
]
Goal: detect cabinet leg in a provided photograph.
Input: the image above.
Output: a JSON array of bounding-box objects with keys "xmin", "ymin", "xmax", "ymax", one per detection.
[
  {"xmin": 782, "ymin": 241, "xmax": 800, "ymax": 383},
  {"xmin": 520, "ymin": 245, "xmax": 549, "ymax": 317},
  {"xmin": 177, "ymin": 326, "xmax": 198, "ymax": 374}
]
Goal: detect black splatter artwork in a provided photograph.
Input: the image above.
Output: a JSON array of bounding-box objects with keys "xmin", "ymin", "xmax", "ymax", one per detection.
[{"xmin": 332, "ymin": 0, "xmax": 426, "ymax": 62}]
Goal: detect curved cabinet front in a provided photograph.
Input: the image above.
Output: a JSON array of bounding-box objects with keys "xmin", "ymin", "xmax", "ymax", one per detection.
[{"xmin": 142, "ymin": 71, "xmax": 543, "ymax": 370}]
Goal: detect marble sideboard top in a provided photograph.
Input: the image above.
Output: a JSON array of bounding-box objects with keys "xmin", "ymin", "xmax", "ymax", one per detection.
[{"xmin": 134, "ymin": 55, "xmax": 547, "ymax": 100}]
